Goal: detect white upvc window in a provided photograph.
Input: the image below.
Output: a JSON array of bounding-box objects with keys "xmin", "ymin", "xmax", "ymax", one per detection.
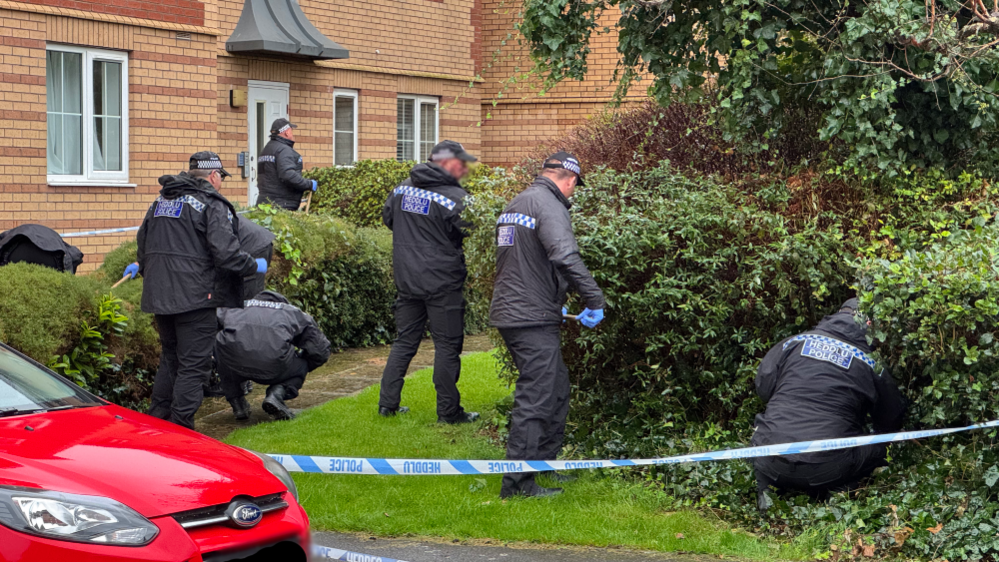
[
  {"xmin": 333, "ymin": 89, "xmax": 358, "ymax": 167},
  {"xmin": 46, "ymin": 44, "xmax": 129, "ymax": 185},
  {"xmin": 396, "ymin": 95, "xmax": 438, "ymax": 162}
]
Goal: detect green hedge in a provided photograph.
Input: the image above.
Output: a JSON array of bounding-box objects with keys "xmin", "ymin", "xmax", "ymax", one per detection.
[{"xmin": 305, "ymin": 160, "xmax": 519, "ymax": 228}]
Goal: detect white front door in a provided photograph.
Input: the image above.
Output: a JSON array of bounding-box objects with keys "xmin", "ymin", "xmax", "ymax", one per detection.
[{"xmin": 247, "ymin": 81, "xmax": 289, "ymax": 206}]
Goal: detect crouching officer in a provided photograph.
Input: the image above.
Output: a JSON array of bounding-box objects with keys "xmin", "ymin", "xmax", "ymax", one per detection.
[
  {"xmin": 752, "ymin": 298, "xmax": 906, "ymax": 510},
  {"xmin": 256, "ymin": 118, "xmax": 317, "ymax": 210},
  {"xmin": 378, "ymin": 140, "xmax": 480, "ymax": 424},
  {"xmin": 490, "ymin": 152, "xmax": 605, "ymax": 498},
  {"xmin": 216, "ymin": 291, "xmax": 331, "ymax": 421},
  {"xmin": 137, "ymin": 152, "xmax": 266, "ymax": 430}
]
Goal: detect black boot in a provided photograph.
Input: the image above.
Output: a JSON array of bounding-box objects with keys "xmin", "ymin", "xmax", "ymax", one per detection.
[
  {"xmin": 228, "ymin": 396, "xmax": 250, "ymax": 421},
  {"xmin": 500, "ymin": 481, "xmax": 563, "ymax": 499},
  {"xmin": 438, "ymin": 411, "xmax": 480, "ymax": 425},
  {"xmin": 540, "ymin": 471, "xmax": 577, "ymax": 484},
  {"xmin": 262, "ymin": 386, "xmax": 295, "ymax": 421},
  {"xmin": 379, "ymin": 406, "xmax": 410, "ymax": 417}
]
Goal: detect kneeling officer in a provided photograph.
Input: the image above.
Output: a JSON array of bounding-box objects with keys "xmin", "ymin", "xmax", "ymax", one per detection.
[
  {"xmin": 216, "ymin": 291, "xmax": 331, "ymax": 421},
  {"xmin": 752, "ymin": 298, "xmax": 906, "ymax": 510}
]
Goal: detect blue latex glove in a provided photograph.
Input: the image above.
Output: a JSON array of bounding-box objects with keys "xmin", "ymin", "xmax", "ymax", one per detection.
[
  {"xmin": 123, "ymin": 262, "xmax": 139, "ymax": 279},
  {"xmin": 255, "ymin": 258, "xmax": 268, "ymax": 274},
  {"xmin": 578, "ymin": 308, "xmax": 604, "ymax": 329},
  {"xmin": 311, "ymin": 180, "xmax": 318, "ymax": 192},
  {"xmin": 562, "ymin": 306, "xmax": 568, "ymax": 324}
]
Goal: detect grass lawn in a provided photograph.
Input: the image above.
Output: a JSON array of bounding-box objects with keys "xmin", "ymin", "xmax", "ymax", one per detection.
[{"xmin": 226, "ymin": 352, "xmax": 817, "ymax": 560}]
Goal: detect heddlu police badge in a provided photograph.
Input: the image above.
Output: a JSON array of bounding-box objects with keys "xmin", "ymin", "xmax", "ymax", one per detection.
[
  {"xmin": 801, "ymin": 339, "xmax": 854, "ymax": 369},
  {"xmin": 401, "ymin": 194, "xmax": 431, "ymax": 215},
  {"xmin": 497, "ymin": 225, "xmax": 515, "ymax": 246},
  {"xmin": 154, "ymin": 199, "xmax": 184, "ymax": 219}
]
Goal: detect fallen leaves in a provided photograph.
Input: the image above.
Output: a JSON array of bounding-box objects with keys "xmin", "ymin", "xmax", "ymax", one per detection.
[{"xmin": 928, "ymin": 523, "xmax": 944, "ymax": 535}]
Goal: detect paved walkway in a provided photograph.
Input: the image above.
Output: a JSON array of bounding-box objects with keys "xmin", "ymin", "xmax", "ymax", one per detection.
[
  {"xmin": 194, "ymin": 334, "xmax": 494, "ymax": 440},
  {"xmin": 314, "ymin": 532, "xmax": 688, "ymax": 562}
]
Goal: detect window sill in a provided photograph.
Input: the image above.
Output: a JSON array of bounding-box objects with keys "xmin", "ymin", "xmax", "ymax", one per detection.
[{"xmin": 48, "ymin": 181, "xmax": 137, "ymax": 188}]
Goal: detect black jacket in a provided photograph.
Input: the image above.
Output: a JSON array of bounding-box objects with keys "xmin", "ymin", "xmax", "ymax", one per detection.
[
  {"xmin": 238, "ymin": 219, "xmax": 275, "ymax": 300},
  {"xmin": 257, "ymin": 136, "xmax": 311, "ymax": 210},
  {"xmin": 0, "ymin": 224, "xmax": 84, "ymax": 273},
  {"xmin": 490, "ymin": 177, "xmax": 605, "ymax": 328},
  {"xmin": 216, "ymin": 291, "xmax": 331, "ymax": 382},
  {"xmin": 137, "ymin": 172, "xmax": 257, "ymax": 315},
  {"xmin": 382, "ymin": 163, "xmax": 470, "ymax": 298},
  {"xmin": 752, "ymin": 310, "xmax": 907, "ymax": 462}
]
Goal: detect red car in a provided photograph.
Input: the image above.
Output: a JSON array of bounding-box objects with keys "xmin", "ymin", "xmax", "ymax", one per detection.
[{"xmin": 0, "ymin": 343, "xmax": 311, "ymax": 561}]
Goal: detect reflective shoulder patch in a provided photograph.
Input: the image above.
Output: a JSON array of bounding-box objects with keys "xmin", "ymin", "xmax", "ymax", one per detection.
[
  {"xmin": 497, "ymin": 213, "xmax": 537, "ymax": 230},
  {"xmin": 393, "ymin": 186, "xmax": 456, "ymax": 211},
  {"xmin": 245, "ymin": 299, "xmax": 285, "ymax": 310},
  {"xmin": 497, "ymin": 225, "xmax": 515, "ymax": 247},
  {"xmin": 154, "ymin": 199, "xmax": 183, "ymax": 219},
  {"xmin": 401, "ymin": 194, "xmax": 431, "ymax": 215},
  {"xmin": 783, "ymin": 334, "xmax": 876, "ymax": 371},
  {"xmin": 801, "ymin": 339, "xmax": 853, "ymax": 370},
  {"xmin": 259, "ymin": 155, "xmax": 276, "ymax": 163}
]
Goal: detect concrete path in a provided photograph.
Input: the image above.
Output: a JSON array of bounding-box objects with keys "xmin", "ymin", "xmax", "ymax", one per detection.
[
  {"xmin": 314, "ymin": 532, "xmax": 691, "ymax": 562},
  {"xmin": 194, "ymin": 334, "xmax": 494, "ymax": 440}
]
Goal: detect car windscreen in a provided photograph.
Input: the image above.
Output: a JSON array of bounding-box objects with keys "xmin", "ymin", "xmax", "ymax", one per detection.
[{"xmin": 0, "ymin": 346, "xmax": 102, "ymax": 411}]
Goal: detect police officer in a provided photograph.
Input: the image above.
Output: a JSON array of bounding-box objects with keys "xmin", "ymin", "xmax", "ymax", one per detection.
[
  {"xmin": 490, "ymin": 152, "xmax": 605, "ymax": 498},
  {"xmin": 216, "ymin": 290, "xmax": 331, "ymax": 421},
  {"xmin": 136, "ymin": 151, "xmax": 267, "ymax": 430},
  {"xmin": 237, "ymin": 218, "xmax": 275, "ymax": 300},
  {"xmin": 378, "ymin": 140, "xmax": 479, "ymax": 424},
  {"xmin": 256, "ymin": 118, "xmax": 317, "ymax": 210},
  {"xmin": 752, "ymin": 298, "xmax": 906, "ymax": 510}
]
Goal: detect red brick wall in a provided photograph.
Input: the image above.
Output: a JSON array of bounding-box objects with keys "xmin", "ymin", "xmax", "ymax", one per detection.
[{"xmin": 22, "ymin": 0, "xmax": 205, "ymax": 25}]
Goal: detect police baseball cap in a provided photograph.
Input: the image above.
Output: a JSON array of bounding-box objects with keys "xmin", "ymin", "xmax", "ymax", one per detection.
[
  {"xmin": 270, "ymin": 118, "xmax": 297, "ymax": 134},
  {"xmin": 189, "ymin": 151, "xmax": 231, "ymax": 178},
  {"xmin": 430, "ymin": 140, "xmax": 478, "ymax": 163},
  {"xmin": 543, "ymin": 151, "xmax": 585, "ymax": 186}
]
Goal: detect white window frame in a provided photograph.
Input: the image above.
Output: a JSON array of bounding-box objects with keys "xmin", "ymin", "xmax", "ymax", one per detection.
[
  {"xmin": 333, "ymin": 89, "xmax": 358, "ymax": 167},
  {"xmin": 46, "ymin": 44, "xmax": 130, "ymax": 186},
  {"xmin": 396, "ymin": 94, "xmax": 439, "ymax": 163}
]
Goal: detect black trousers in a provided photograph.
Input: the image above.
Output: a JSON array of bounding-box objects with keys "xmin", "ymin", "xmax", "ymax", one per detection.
[
  {"xmin": 379, "ymin": 290, "xmax": 465, "ymax": 420},
  {"xmin": 218, "ymin": 354, "xmax": 308, "ymax": 402},
  {"xmin": 754, "ymin": 444, "xmax": 888, "ymax": 497},
  {"xmin": 148, "ymin": 308, "xmax": 217, "ymax": 430},
  {"xmin": 499, "ymin": 325, "xmax": 570, "ymax": 494}
]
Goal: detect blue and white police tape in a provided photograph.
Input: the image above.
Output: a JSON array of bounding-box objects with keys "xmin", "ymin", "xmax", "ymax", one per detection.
[
  {"xmin": 314, "ymin": 545, "xmax": 409, "ymax": 562},
  {"xmin": 269, "ymin": 418, "xmax": 999, "ymax": 476},
  {"xmin": 60, "ymin": 225, "xmax": 141, "ymax": 238}
]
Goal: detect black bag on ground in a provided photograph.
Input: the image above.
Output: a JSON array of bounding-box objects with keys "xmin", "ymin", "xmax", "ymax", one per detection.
[{"xmin": 0, "ymin": 224, "xmax": 84, "ymax": 273}]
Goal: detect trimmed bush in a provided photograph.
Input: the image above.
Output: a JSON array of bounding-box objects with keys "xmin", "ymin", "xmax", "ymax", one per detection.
[{"xmin": 305, "ymin": 160, "xmax": 520, "ymax": 228}]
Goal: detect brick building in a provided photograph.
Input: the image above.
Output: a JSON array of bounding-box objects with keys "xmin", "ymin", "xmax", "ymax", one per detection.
[{"xmin": 0, "ymin": 0, "xmax": 634, "ymax": 268}]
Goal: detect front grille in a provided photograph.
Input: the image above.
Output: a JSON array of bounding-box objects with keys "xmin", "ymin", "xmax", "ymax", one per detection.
[
  {"xmin": 203, "ymin": 539, "xmax": 307, "ymax": 562},
  {"xmin": 171, "ymin": 493, "xmax": 287, "ymax": 530}
]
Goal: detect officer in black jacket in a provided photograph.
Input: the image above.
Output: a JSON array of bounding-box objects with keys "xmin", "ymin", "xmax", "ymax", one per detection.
[
  {"xmin": 378, "ymin": 140, "xmax": 479, "ymax": 424},
  {"xmin": 256, "ymin": 118, "xmax": 316, "ymax": 210},
  {"xmin": 237, "ymin": 219, "xmax": 275, "ymax": 300},
  {"xmin": 752, "ymin": 298, "xmax": 907, "ymax": 510},
  {"xmin": 490, "ymin": 152, "xmax": 606, "ymax": 498},
  {"xmin": 137, "ymin": 151, "xmax": 266, "ymax": 430},
  {"xmin": 216, "ymin": 291, "xmax": 331, "ymax": 421}
]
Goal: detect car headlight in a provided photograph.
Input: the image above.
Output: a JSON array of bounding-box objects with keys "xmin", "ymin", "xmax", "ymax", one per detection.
[
  {"xmin": 250, "ymin": 451, "xmax": 299, "ymax": 502},
  {"xmin": 0, "ymin": 486, "xmax": 158, "ymax": 546}
]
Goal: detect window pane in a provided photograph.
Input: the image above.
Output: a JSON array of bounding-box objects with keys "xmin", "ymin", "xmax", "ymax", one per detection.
[
  {"xmin": 335, "ymin": 132, "xmax": 354, "ymax": 166},
  {"xmin": 396, "ymin": 98, "xmax": 415, "ymax": 162},
  {"xmin": 334, "ymin": 96, "xmax": 354, "ymax": 132},
  {"xmin": 46, "ymin": 50, "xmax": 83, "ymax": 176},
  {"xmin": 419, "ymin": 102, "xmax": 437, "ymax": 162},
  {"xmin": 93, "ymin": 60, "xmax": 123, "ymax": 172},
  {"xmin": 46, "ymin": 51, "xmax": 61, "ymax": 113},
  {"xmin": 63, "ymin": 53, "xmax": 82, "ymax": 114},
  {"xmin": 94, "ymin": 61, "xmax": 122, "ymax": 117}
]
